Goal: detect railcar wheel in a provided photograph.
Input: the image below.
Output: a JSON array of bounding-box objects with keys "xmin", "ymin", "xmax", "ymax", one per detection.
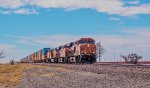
[
  {"xmin": 67, "ymin": 58, "xmax": 71, "ymax": 63},
  {"xmin": 48, "ymin": 59, "xmax": 51, "ymax": 63},
  {"xmin": 44, "ymin": 60, "xmax": 46, "ymax": 63}
]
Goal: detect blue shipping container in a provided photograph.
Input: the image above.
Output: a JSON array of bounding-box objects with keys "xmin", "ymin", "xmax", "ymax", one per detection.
[{"xmin": 42, "ymin": 48, "xmax": 50, "ymax": 55}]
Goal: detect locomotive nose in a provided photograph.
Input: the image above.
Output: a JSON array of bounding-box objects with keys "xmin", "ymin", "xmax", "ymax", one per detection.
[{"xmin": 80, "ymin": 44, "xmax": 96, "ymax": 54}]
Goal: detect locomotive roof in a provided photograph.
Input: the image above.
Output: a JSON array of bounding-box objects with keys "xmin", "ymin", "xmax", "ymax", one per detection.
[{"xmin": 79, "ymin": 38, "xmax": 95, "ymax": 41}]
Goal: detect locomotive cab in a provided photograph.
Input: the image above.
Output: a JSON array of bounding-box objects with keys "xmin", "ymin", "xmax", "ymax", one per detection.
[
  {"xmin": 75, "ymin": 38, "xmax": 97, "ymax": 63},
  {"xmin": 77, "ymin": 38, "xmax": 96, "ymax": 54}
]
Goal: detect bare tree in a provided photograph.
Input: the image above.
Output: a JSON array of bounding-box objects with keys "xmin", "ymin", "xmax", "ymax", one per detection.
[
  {"xmin": 0, "ymin": 50, "xmax": 4, "ymax": 64},
  {"xmin": 121, "ymin": 53, "xmax": 142, "ymax": 64},
  {"xmin": 96, "ymin": 42, "xmax": 105, "ymax": 62},
  {"xmin": 0, "ymin": 50, "xmax": 4, "ymax": 59}
]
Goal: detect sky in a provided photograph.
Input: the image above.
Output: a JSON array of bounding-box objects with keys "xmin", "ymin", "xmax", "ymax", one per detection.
[{"xmin": 0, "ymin": 0, "xmax": 150, "ymax": 63}]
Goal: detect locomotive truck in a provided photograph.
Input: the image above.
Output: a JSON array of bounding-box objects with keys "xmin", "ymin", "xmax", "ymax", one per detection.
[{"xmin": 21, "ymin": 38, "xmax": 97, "ymax": 63}]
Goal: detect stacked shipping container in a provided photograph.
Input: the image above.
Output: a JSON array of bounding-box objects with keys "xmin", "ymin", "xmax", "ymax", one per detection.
[{"xmin": 21, "ymin": 48, "xmax": 50, "ymax": 63}]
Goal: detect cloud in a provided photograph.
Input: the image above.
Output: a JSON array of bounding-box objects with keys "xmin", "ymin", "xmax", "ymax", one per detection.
[
  {"xmin": 0, "ymin": 10, "xmax": 11, "ymax": 14},
  {"xmin": 0, "ymin": 44, "xmax": 15, "ymax": 50},
  {"xmin": 126, "ymin": 0, "xmax": 140, "ymax": 5},
  {"xmin": 17, "ymin": 40, "xmax": 37, "ymax": 45},
  {"xmin": 121, "ymin": 4, "xmax": 150, "ymax": 16},
  {"xmin": 0, "ymin": 0, "xmax": 150, "ymax": 16},
  {"xmin": 109, "ymin": 17, "xmax": 120, "ymax": 21},
  {"xmin": 0, "ymin": 0, "xmax": 24, "ymax": 9},
  {"xmin": 0, "ymin": 9, "xmax": 38, "ymax": 14},
  {"xmin": 13, "ymin": 35, "xmax": 80, "ymax": 47},
  {"xmin": 13, "ymin": 8, "xmax": 38, "ymax": 14}
]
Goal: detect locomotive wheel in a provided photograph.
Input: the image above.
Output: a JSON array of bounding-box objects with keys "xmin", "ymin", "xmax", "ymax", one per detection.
[
  {"xmin": 74, "ymin": 57, "xmax": 78, "ymax": 63},
  {"xmin": 67, "ymin": 58, "xmax": 71, "ymax": 63},
  {"xmin": 62, "ymin": 58, "xmax": 64, "ymax": 63},
  {"xmin": 54, "ymin": 58, "xmax": 58, "ymax": 63},
  {"xmin": 69, "ymin": 57, "xmax": 72, "ymax": 63},
  {"xmin": 63, "ymin": 58, "xmax": 66, "ymax": 63},
  {"xmin": 64, "ymin": 58, "xmax": 66, "ymax": 63},
  {"xmin": 63, "ymin": 58, "xmax": 67, "ymax": 63},
  {"xmin": 76, "ymin": 56, "xmax": 80, "ymax": 63},
  {"xmin": 78, "ymin": 55, "xmax": 83, "ymax": 63},
  {"xmin": 58, "ymin": 58, "xmax": 63, "ymax": 63},
  {"xmin": 58, "ymin": 58, "xmax": 61, "ymax": 63},
  {"xmin": 54, "ymin": 59, "xmax": 56, "ymax": 63}
]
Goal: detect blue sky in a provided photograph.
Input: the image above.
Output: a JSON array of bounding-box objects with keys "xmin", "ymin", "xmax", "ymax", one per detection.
[{"xmin": 0, "ymin": 0, "xmax": 150, "ymax": 63}]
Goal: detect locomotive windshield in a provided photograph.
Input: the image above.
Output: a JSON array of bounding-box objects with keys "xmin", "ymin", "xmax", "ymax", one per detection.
[{"xmin": 78, "ymin": 39, "xmax": 95, "ymax": 44}]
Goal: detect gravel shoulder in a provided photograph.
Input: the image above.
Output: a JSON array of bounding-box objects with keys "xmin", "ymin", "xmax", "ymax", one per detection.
[{"xmin": 15, "ymin": 63, "xmax": 150, "ymax": 88}]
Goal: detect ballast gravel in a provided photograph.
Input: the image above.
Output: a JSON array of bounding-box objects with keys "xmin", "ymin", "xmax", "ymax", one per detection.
[{"xmin": 15, "ymin": 63, "xmax": 150, "ymax": 88}]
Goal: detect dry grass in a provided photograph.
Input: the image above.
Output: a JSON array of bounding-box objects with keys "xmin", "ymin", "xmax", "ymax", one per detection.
[
  {"xmin": 31, "ymin": 72, "xmax": 54, "ymax": 78},
  {"xmin": 31, "ymin": 73, "xmax": 38, "ymax": 77},
  {"xmin": 41, "ymin": 73, "xmax": 54, "ymax": 77},
  {"xmin": 0, "ymin": 63, "xmax": 47, "ymax": 88},
  {"xmin": 55, "ymin": 67, "xmax": 69, "ymax": 71}
]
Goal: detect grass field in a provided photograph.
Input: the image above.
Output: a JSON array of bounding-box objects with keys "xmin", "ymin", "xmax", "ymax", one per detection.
[{"xmin": 0, "ymin": 63, "xmax": 47, "ymax": 88}]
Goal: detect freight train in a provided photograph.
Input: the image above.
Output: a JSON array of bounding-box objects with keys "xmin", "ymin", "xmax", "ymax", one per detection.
[{"xmin": 21, "ymin": 38, "xmax": 97, "ymax": 63}]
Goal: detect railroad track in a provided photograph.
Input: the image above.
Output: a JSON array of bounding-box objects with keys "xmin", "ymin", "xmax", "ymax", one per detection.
[
  {"xmin": 93, "ymin": 62, "xmax": 150, "ymax": 68},
  {"xmin": 31, "ymin": 62, "xmax": 150, "ymax": 68}
]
